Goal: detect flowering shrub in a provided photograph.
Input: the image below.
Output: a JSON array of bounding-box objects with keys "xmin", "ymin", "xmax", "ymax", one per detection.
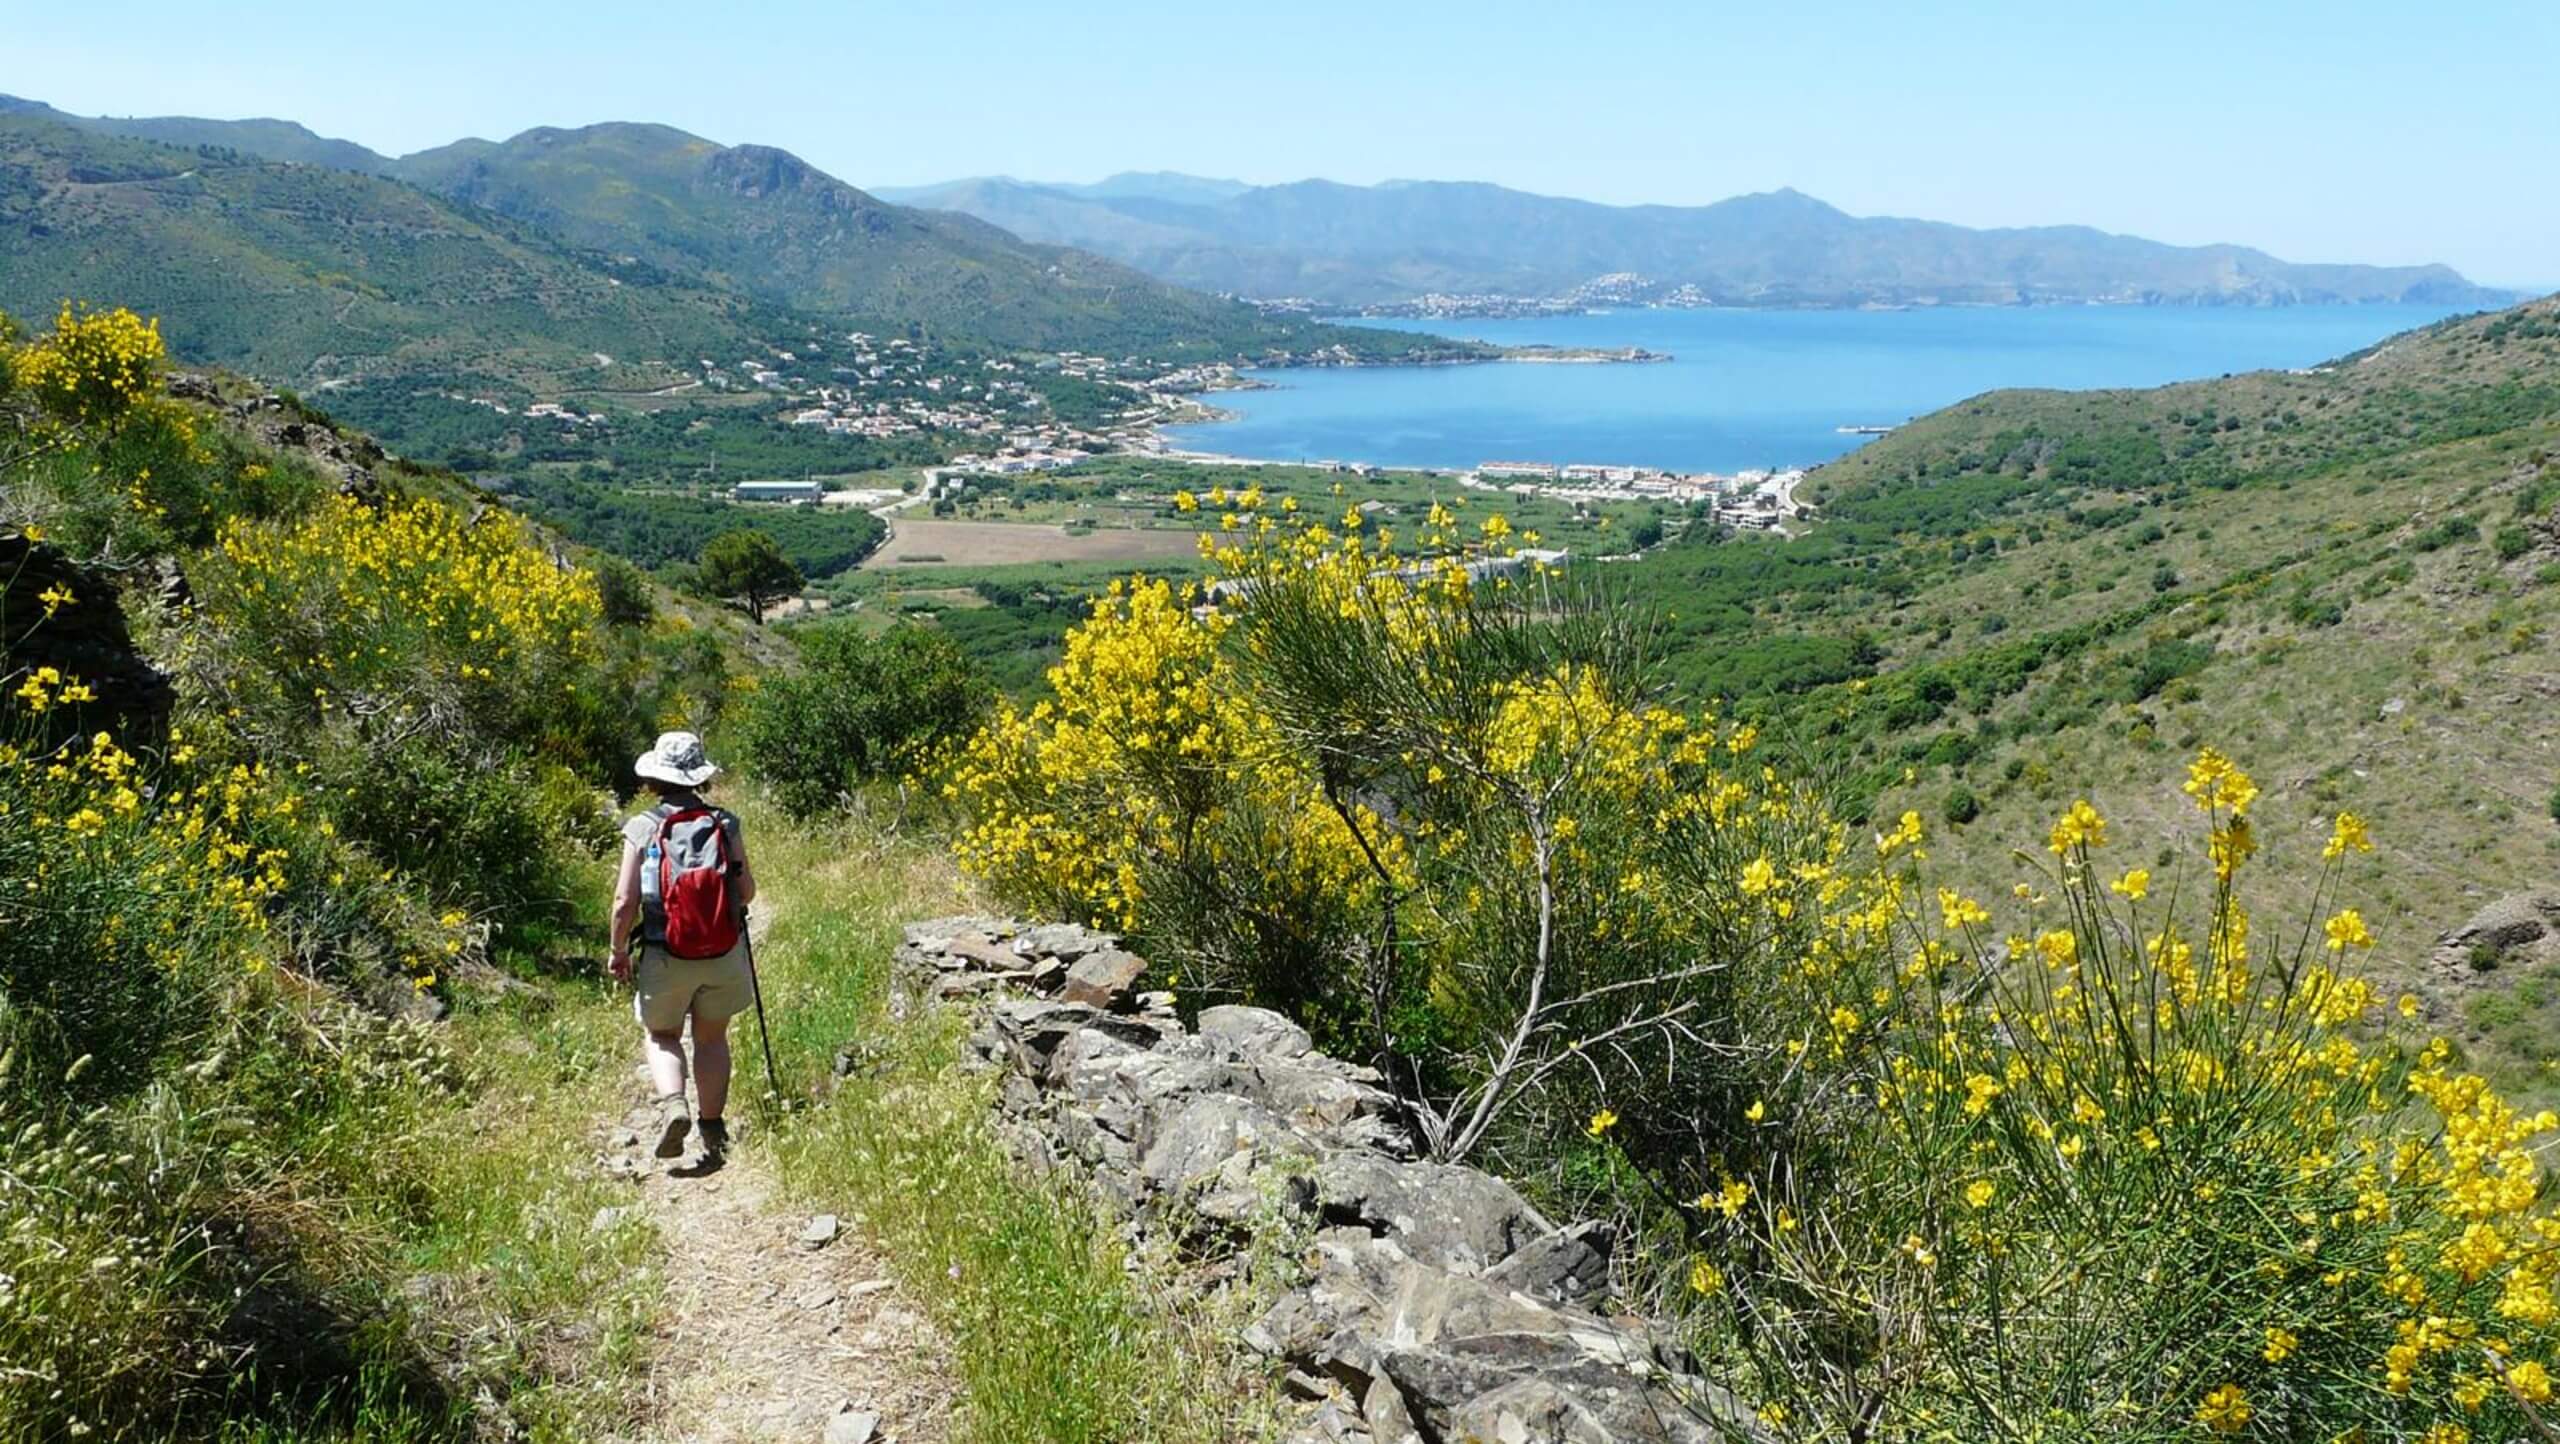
[
  {"xmin": 0, "ymin": 719, "xmax": 278, "ymax": 1104},
  {"xmin": 950, "ymin": 500, "xmax": 1853, "ymax": 1174},
  {"xmin": 0, "ymin": 300, "xmax": 677, "ymax": 1435},
  {"xmin": 9, "ymin": 303, "xmax": 165, "ymax": 428},
  {"xmin": 1682, "ymin": 753, "xmax": 2560, "ymax": 1440},
  {"xmin": 200, "ymin": 493, "xmax": 600, "ymax": 733},
  {"xmin": 0, "ymin": 303, "xmax": 275, "ymax": 562},
  {"xmin": 184, "ymin": 494, "xmax": 617, "ymax": 931},
  {"xmin": 948, "ymin": 487, "xmax": 2560, "ymax": 1438},
  {"xmin": 951, "ymin": 573, "xmax": 1398, "ymax": 1040}
]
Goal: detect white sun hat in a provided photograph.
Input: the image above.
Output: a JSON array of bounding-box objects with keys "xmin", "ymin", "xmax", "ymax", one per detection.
[{"xmin": 635, "ymin": 730, "xmax": 720, "ymax": 788}]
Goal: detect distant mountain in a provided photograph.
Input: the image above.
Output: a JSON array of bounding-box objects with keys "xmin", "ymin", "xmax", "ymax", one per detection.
[
  {"xmin": 377, "ymin": 124, "xmax": 1333, "ymax": 358},
  {"xmin": 0, "ymin": 109, "xmax": 778, "ymax": 394},
  {"xmin": 0, "ymin": 94, "xmax": 392, "ymax": 174},
  {"xmin": 882, "ymin": 172, "xmax": 2517, "ymax": 311},
  {"xmin": 880, "ymin": 171, "xmax": 1252, "ymax": 210}
]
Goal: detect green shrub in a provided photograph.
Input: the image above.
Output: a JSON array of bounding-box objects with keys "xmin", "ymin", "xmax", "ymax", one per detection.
[
  {"xmin": 2411, "ymin": 513, "xmax": 2479, "ymax": 552},
  {"xmin": 1944, "ymin": 785, "xmax": 1981, "ymax": 824},
  {"xmin": 2469, "ymin": 991, "xmax": 2525, "ymax": 1029},
  {"xmin": 593, "ymin": 554, "xmax": 657, "ymax": 627},
  {"xmin": 321, "ymin": 737, "xmax": 610, "ymax": 946},
  {"xmin": 2113, "ymin": 637, "xmax": 2214, "ymax": 702},
  {"xmin": 739, "ymin": 623, "xmax": 988, "ymax": 817},
  {"xmin": 2495, "ymin": 524, "xmax": 2534, "ymax": 560}
]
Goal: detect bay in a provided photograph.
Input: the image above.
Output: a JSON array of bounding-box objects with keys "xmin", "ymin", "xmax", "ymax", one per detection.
[{"xmin": 1162, "ymin": 304, "xmax": 2473, "ymax": 475}]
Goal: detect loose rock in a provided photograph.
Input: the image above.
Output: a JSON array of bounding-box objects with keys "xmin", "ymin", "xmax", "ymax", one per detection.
[
  {"xmin": 823, "ymin": 1406, "xmax": 881, "ymax": 1444},
  {"xmin": 1061, "ymin": 948, "xmax": 1148, "ymax": 1010}
]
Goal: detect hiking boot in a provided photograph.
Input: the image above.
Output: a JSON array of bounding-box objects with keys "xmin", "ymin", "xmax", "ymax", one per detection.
[
  {"xmin": 650, "ymin": 1094, "xmax": 692, "ymax": 1159},
  {"xmin": 697, "ymin": 1118, "xmax": 730, "ymax": 1157}
]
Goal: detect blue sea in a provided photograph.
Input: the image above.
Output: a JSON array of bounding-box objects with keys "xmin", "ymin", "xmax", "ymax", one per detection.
[{"xmin": 1161, "ymin": 304, "xmax": 2473, "ymax": 474}]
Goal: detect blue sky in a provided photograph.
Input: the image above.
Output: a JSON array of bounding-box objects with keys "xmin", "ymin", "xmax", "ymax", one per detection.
[{"xmin": 11, "ymin": 0, "xmax": 2555, "ymax": 286}]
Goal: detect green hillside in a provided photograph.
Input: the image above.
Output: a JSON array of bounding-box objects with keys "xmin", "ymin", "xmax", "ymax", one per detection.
[
  {"xmin": 0, "ymin": 96, "xmax": 1474, "ymax": 368},
  {"xmin": 0, "ymin": 110, "xmax": 779, "ymax": 396},
  {"xmin": 0, "ymin": 93, "xmax": 394, "ymax": 172},
  {"xmin": 1619, "ymin": 296, "xmax": 2560, "ymax": 1082},
  {"xmin": 0, "ymin": 105, "xmax": 1474, "ymax": 486},
  {"xmin": 386, "ymin": 123, "xmax": 1446, "ymax": 362}
]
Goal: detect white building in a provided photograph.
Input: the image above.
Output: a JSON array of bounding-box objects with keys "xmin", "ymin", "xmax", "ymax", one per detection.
[{"xmin": 734, "ymin": 481, "xmax": 825, "ymax": 504}]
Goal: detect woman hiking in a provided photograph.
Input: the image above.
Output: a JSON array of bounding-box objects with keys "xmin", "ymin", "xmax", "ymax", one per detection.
[{"xmin": 608, "ymin": 731, "xmax": 758, "ymax": 1164}]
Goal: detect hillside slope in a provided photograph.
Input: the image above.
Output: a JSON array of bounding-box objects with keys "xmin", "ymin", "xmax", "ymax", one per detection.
[
  {"xmin": 0, "ymin": 110, "xmax": 783, "ymax": 396},
  {"xmin": 0, "ymin": 92, "xmax": 395, "ymax": 172},
  {"xmin": 385, "ymin": 124, "xmax": 1361, "ymax": 359},
  {"xmin": 0, "ymin": 95, "xmax": 1461, "ymax": 364},
  {"xmin": 885, "ymin": 173, "xmax": 2515, "ymax": 310},
  {"xmin": 1624, "ymin": 295, "xmax": 2560, "ymax": 1080}
]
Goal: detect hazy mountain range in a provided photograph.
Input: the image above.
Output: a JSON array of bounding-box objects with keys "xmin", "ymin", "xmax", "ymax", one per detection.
[{"xmin": 875, "ymin": 172, "xmax": 2515, "ymax": 311}]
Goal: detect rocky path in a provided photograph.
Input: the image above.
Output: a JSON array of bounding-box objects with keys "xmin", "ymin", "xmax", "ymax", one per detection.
[
  {"xmin": 595, "ymin": 1073, "xmax": 954, "ymax": 1442},
  {"xmin": 565, "ymin": 885, "xmax": 956, "ymax": 1444}
]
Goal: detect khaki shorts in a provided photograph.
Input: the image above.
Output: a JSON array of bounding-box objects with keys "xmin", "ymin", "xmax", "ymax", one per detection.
[{"xmin": 632, "ymin": 938, "xmax": 753, "ymax": 1033}]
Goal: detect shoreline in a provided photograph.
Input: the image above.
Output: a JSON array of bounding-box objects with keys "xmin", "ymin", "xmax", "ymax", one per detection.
[
  {"xmin": 1261, "ymin": 342, "xmax": 1672, "ymax": 371},
  {"xmin": 1320, "ymin": 293, "xmax": 2511, "ymax": 323}
]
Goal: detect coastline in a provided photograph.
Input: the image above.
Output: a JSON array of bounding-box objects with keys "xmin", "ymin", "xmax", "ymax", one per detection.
[
  {"xmin": 1261, "ymin": 343, "xmax": 1671, "ymax": 371},
  {"xmin": 1157, "ymin": 343, "xmax": 1672, "ymax": 445},
  {"xmin": 1330, "ymin": 292, "xmax": 2518, "ymax": 323}
]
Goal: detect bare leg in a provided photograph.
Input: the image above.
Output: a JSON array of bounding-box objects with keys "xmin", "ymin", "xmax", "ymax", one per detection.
[
  {"xmin": 692, "ymin": 1013, "xmax": 733, "ymax": 1123},
  {"xmin": 643, "ymin": 1027, "xmax": 688, "ymax": 1100}
]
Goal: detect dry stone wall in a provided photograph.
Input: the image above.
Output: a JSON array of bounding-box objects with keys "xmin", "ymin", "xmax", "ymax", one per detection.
[{"xmin": 895, "ymin": 916, "xmax": 1762, "ymax": 1444}]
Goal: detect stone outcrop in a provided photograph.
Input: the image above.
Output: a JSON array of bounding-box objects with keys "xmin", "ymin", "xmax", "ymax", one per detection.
[
  {"xmin": 1, "ymin": 535, "xmax": 177, "ymax": 743},
  {"xmin": 895, "ymin": 916, "xmax": 1760, "ymax": 1444},
  {"xmin": 2429, "ymin": 893, "xmax": 2560, "ymax": 984}
]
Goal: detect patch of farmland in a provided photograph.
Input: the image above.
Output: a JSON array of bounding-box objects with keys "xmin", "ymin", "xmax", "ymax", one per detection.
[{"xmin": 862, "ymin": 519, "xmax": 1203, "ymax": 568}]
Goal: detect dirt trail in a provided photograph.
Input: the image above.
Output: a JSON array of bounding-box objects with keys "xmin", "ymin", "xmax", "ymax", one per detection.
[
  {"xmin": 593, "ymin": 907, "xmax": 953, "ymax": 1443},
  {"xmin": 596, "ymin": 1097, "xmax": 955, "ymax": 1444}
]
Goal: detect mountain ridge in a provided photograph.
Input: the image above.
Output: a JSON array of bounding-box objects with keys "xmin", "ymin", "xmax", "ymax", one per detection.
[
  {"xmin": 0, "ymin": 97, "xmax": 1458, "ymax": 364},
  {"xmin": 879, "ymin": 170, "xmax": 2514, "ymax": 311},
  {"xmin": 0, "ymin": 108, "xmax": 782, "ymax": 395}
]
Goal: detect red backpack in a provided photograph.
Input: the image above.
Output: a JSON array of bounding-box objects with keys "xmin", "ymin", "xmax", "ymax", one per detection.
[{"xmin": 644, "ymin": 806, "xmax": 743, "ymax": 959}]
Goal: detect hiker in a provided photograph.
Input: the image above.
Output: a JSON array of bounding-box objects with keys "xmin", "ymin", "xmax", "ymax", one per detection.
[{"xmin": 609, "ymin": 731, "xmax": 757, "ymax": 1163}]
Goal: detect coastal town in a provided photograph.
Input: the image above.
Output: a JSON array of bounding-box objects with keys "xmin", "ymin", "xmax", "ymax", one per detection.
[
  {"xmin": 438, "ymin": 320, "xmax": 1810, "ymax": 540},
  {"xmin": 1462, "ymin": 458, "xmax": 1807, "ymax": 527}
]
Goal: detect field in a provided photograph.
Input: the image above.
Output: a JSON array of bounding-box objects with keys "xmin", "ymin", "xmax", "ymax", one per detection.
[{"xmin": 863, "ymin": 518, "xmax": 1206, "ymax": 567}]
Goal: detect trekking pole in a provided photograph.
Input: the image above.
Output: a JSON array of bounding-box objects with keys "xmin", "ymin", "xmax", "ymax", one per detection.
[{"xmin": 741, "ymin": 909, "xmax": 784, "ymax": 1101}]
